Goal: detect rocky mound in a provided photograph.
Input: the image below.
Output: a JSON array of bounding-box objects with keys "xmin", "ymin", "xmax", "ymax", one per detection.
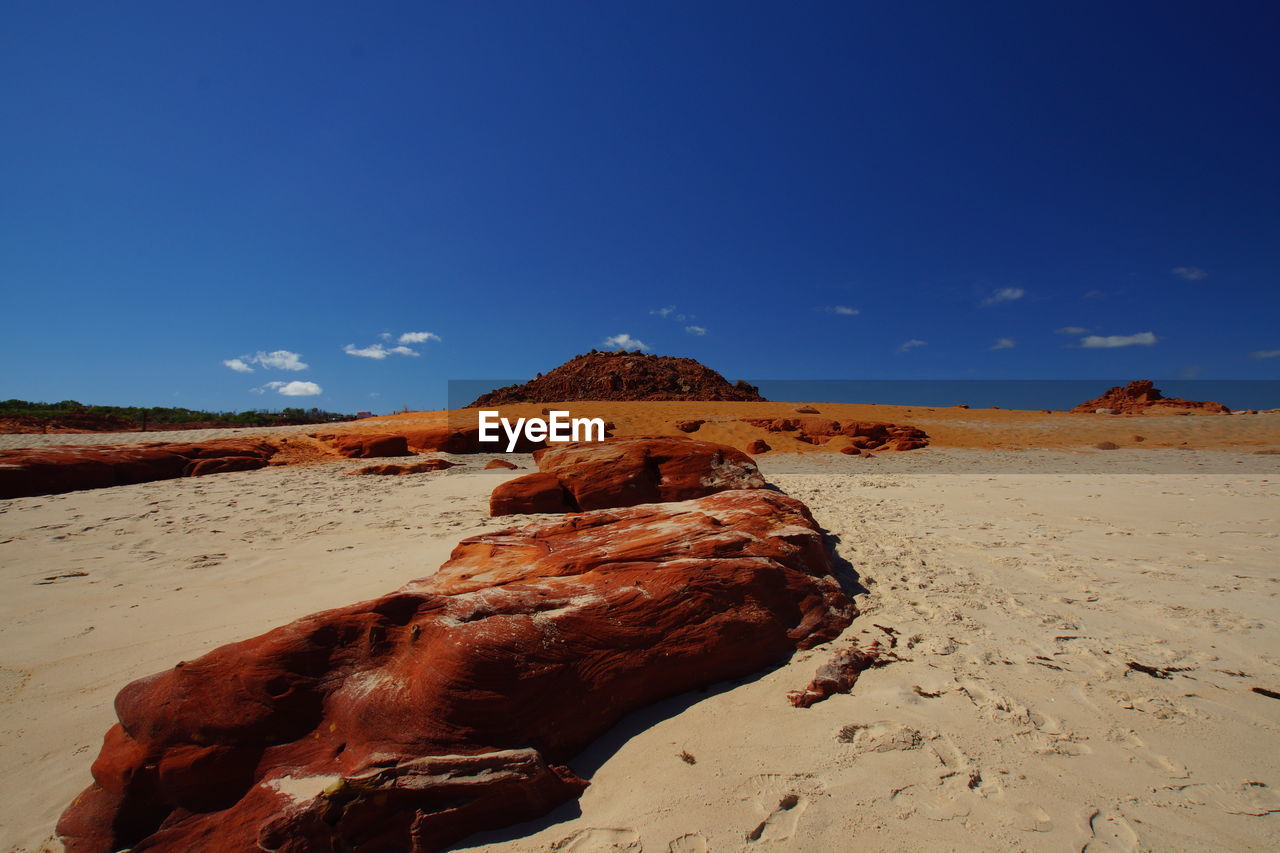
[
  {"xmin": 57, "ymin": 489, "xmax": 853, "ymax": 852},
  {"xmin": 468, "ymin": 352, "xmax": 764, "ymax": 406},
  {"xmin": 742, "ymin": 417, "xmax": 929, "ymax": 451},
  {"xmin": 1070, "ymin": 380, "xmax": 1229, "ymax": 414}
]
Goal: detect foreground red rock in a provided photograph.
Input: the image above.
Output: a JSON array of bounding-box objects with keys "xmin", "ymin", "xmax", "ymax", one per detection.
[
  {"xmin": 1070, "ymin": 380, "xmax": 1229, "ymax": 414},
  {"xmin": 58, "ymin": 489, "xmax": 854, "ymax": 852},
  {"xmin": 348, "ymin": 459, "xmax": 458, "ymax": 475},
  {"xmin": 312, "ymin": 433, "xmax": 411, "ymax": 458},
  {"xmin": 0, "ymin": 440, "xmax": 278, "ymax": 499},
  {"xmin": 491, "ymin": 436, "xmax": 766, "ymax": 515}
]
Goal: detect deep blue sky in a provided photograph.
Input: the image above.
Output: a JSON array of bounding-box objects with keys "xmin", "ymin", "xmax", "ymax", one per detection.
[{"xmin": 3, "ymin": 1, "xmax": 1277, "ymax": 412}]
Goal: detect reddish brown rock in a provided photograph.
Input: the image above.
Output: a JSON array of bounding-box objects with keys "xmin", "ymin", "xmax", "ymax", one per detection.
[
  {"xmin": 1132, "ymin": 435, "xmax": 1146, "ymax": 443},
  {"xmin": 674, "ymin": 419, "xmax": 705, "ymax": 433},
  {"xmin": 793, "ymin": 405, "xmax": 820, "ymax": 414},
  {"xmin": 313, "ymin": 433, "xmax": 411, "ymax": 458},
  {"xmin": 1070, "ymin": 380, "xmax": 1229, "ymax": 414},
  {"xmin": 489, "ymin": 472, "xmax": 575, "ymax": 515},
  {"xmin": 742, "ymin": 418, "xmax": 928, "ymax": 452},
  {"xmin": 400, "ymin": 425, "xmax": 545, "ymax": 454},
  {"xmin": 839, "ymin": 446, "xmax": 861, "ymax": 456},
  {"xmin": 349, "ymin": 459, "xmax": 458, "ymax": 475},
  {"xmin": 58, "ymin": 490, "xmax": 853, "ymax": 853},
  {"xmin": 523, "ymin": 436, "xmax": 765, "ymax": 513},
  {"xmin": 484, "ymin": 458, "xmax": 520, "ymax": 470},
  {"xmin": 1094, "ymin": 441, "xmax": 1119, "ymax": 450},
  {"xmin": 788, "ymin": 631, "xmax": 896, "ymax": 708},
  {"xmin": 468, "ymin": 352, "xmax": 765, "ymax": 406},
  {"xmin": 0, "ymin": 440, "xmax": 278, "ymax": 499},
  {"xmin": 747, "ymin": 438, "xmax": 771, "ymax": 454}
]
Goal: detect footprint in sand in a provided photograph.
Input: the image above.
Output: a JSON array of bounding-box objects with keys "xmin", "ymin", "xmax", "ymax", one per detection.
[
  {"xmin": 836, "ymin": 720, "xmax": 924, "ymax": 754},
  {"xmin": 551, "ymin": 828, "xmax": 642, "ymax": 851},
  {"xmin": 666, "ymin": 833, "xmax": 708, "ymax": 852},
  {"xmin": 0, "ymin": 667, "xmax": 32, "ymax": 703},
  {"xmin": 1179, "ymin": 780, "xmax": 1280, "ymax": 816},
  {"xmin": 740, "ymin": 774, "xmax": 816, "ymax": 843},
  {"xmin": 1081, "ymin": 808, "xmax": 1140, "ymax": 852}
]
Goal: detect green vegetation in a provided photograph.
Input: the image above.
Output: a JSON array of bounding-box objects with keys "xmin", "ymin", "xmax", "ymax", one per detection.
[{"xmin": 0, "ymin": 399, "xmax": 357, "ymax": 432}]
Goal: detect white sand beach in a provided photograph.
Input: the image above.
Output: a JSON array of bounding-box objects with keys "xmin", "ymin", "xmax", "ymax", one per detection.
[{"xmin": 2, "ymin": 447, "xmax": 1278, "ymax": 852}]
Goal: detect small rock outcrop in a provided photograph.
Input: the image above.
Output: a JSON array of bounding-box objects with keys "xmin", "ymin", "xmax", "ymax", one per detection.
[
  {"xmin": 312, "ymin": 433, "xmax": 411, "ymax": 458},
  {"xmin": 742, "ymin": 418, "xmax": 928, "ymax": 451},
  {"xmin": 468, "ymin": 352, "xmax": 765, "ymax": 406},
  {"xmin": 57, "ymin": 490, "xmax": 853, "ymax": 853},
  {"xmin": 490, "ymin": 436, "xmax": 765, "ymax": 516},
  {"xmin": 0, "ymin": 440, "xmax": 278, "ymax": 499},
  {"xmin": 348, "ymin": 459, "xmax": 458, "ymax": 475},
  {"xmin": 747, "ymin": 438, "xmax": 771, "ymax": 454},
  {"xmin": 484, "ymin": 458, "xmax": 520, "ymax": 470},
  {"xmin": 1071, "ymin": 380, "xmax": 1229, "ymax": 414}
]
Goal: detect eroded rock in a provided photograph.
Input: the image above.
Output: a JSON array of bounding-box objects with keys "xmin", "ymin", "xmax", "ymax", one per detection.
[{"xmin": 58, "ymin": 490, "xmax": 854, "ymax": 852}]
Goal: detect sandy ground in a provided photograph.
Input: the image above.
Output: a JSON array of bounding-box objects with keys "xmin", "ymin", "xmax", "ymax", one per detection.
[{"xmin": 2, "ymin": 445, "xmax": 1279, "ymax": 851}]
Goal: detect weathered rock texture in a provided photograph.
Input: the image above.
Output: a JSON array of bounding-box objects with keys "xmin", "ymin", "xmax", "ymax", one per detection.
[
  {"xmin": 312, "ymin": 433, "xmax": 411, "ymax": 459},
  {"xmin": 490, "ymin": 436, "xmax": 765, "ymax": 516},
  {"xmin": 0, "ymin": 440, "xmax": 278, "ymax": 499},
  {"xmin": 348, "ymin": 459, "xmax": 458, "ymax": 475},
  {"xmin": 468, "ymin": 352, "xmax": 764, "ymax": 406},
  {"xmin": 742, "ymin": 418, "xmax": 929, "ymax": 451},
  {"xmin": 397, "ymin": 425, "xmax": 545, "ymax": 455},
  {"xmin": 1070, "ymin": 380, "xmax": 1229, "ymax": 414},
  {"xmin": 58, "ymin": 489, "xmax": 854, "ymax": 852}
]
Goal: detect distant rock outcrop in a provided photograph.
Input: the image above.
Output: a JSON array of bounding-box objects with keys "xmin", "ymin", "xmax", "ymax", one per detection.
[
  {"xmin": 0, "ymin": 440, "xmax": 278, "ymax": 499},
  {"xmin": 742, "ymin": 418, "xmax": 929, "ymax": 451},
  {"xmin": 1071, "ymin": 380, "xmax": 1229, "ymax": 414},
  {"xmin": 468, "ymin": 352, "xmax": 765, "ymax": 406},
  {"xmin": 490, "ymin": 436, "xmax": 765, "ymax": 516},
  {"xmin": 57, "ymin": 489, "xmax": 854, "ymax": 853}
]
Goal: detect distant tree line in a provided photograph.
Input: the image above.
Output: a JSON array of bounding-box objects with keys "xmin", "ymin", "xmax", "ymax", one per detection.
[{"xmin": 0, "ymin": 399, "xmax": 357, "ymax": 432}]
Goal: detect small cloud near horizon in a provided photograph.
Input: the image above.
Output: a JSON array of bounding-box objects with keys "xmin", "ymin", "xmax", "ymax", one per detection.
[
  {"xmin": 990, "ymin": 338, "xmax": 1016, "ymax": 350},
  {"xmin": 254, "ymin": 380, "xmax": 323, "ymax": 396},
  {"xmin": 822, "ymin": 305, "xmax": 860, "ymax": 316},
  {"xmin": 1079, "ymin": 331, "xmax": 1158, "ymax": 348},
  {"xmin": 1252, "ymin": 349, "xmax": 1280, "ymax": 359},
  {"xmin": 1056, "ymin": 326, "xmax": 1088, "ymax": 335},
  {"xmin": 344, "ymin": 343, "xmax": 420, "ymax": 359},
  {"xmin": 1172, "ymin": 266, "xmax": 1208, "ymax": 281},
  {"xmin": 898, "ymin": 339, "xmax": 927, "ymax": 353},
  {"xmin": 983, "ymin": 287, "xmax": 1024, "ymax": 305},
  {"xmin": 223, "ymin": 350, "xmax": 308, "ymax": 373},
  {"xmin": 398, "ymin": 331, "xmax": 441, "ymax": 344},
  {"xmin": 602, "ymin": 333, "xmax": 651, "ymax": 351},
  {"xmin": 651, "ymin": 306, "xmax": 690, "ymax": 323},
  {"xmin": 685, "ymin": 325, "xmax": 707, "ymax": 336}
]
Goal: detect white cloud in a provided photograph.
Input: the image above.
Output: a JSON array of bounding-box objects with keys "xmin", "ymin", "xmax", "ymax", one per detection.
[
  {"xmin": 260, "ymin": 380, "xmax": 323, "ymax": 396},
  {"xmin": 253, "ymin": 350, "xmax": 308, "ymax": 371},
  {"xmin": 224, "ymin": 349, "xmax": 309, "ymax": 372},
  {"xmin": 1252, "ymin": 349, "xmax": 1280, "ymax": 359},
  {"xmin": 651, "ymin": 305, "xmax": 690, "ymax": 323},
  {"xmin": 651, "ymin": 306, "xmax": 675, "ymax": 318},
  {"xmin": 983, "ymin": 287, "xmax": 1025, "ymax": 305},
  {"xmin": 1172, "ymin": 266, "xmax": 1208, "ymax": 281},
  {"xmin": 602, "ymin": 333, "xmax": 650, "ymax": 351},
  {"xmin": 398, "ymin": 331, "xmax": 441, "ymax": 344},
  {"xmin": 1079, "ymin": 332, "xmax": 1158, "ymax": 348},
  {"xmin": 685, "ymin": 325, "xmax": 707, "ymax": 336},
  {"xmin": 990, "ymin": 338, "xmax": 1016, "ymax": 350},
  {"xmin": 1056, "ymin": 326, "xmax": 1088, "ymax": 335},
  {"xmin": 898, "ymin": 339, "xmax": 927, "ymax": 353},
  {"xmin": 823, "ymin": 305, "xmax": 860, "ymax": 316},
  {"xmin": 389, "ymin": 346, "xmax": 420, "ymax": 356},
  {"xmin": 344, "ymin": 344, "xmax": 392, "ymax": 359}
]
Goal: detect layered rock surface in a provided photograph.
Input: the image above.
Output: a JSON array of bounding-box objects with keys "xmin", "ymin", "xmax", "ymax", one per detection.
[
  {"xmin": 1070, "ymin": 380, "xmax": 1229, "ymax": 414},
  {"xmin": 468, "ymin": 352, "xmax": 765, "ymax": 406},
  {"xmin": 58, "ymin": 489, "xmax": 854, "ymax": 852},
  {"xmin": 490, "ymin": 436, "xmax": 765, "ymax": 516},
  {"xmin": 742, "ymin": 417, "xmax": 929, "ymax": 451},
  {"xmin": 0, "ymin": 440, "xmax": 278, "ymax": 499}
]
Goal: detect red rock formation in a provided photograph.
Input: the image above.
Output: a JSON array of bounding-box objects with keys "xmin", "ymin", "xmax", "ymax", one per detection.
[
  {"xmin": 747, "ymin": 438, "xmax": 771, "ymax": 454},
  {"xmin": 1070, "ymin": 380, "xmax": 1229, "ymax": 414},
  {"xmin": 0, "ymin": 440, "xmax": 278, "ymax": 499},
  {"xmin": 484, "ymin": 458, "xmax": 520, "ymax": 470},
  {"xmin": 488, "ymin": 436, "xmax": 765, "ymax": 516},
  {"xmin": 468, "ymin": 352, "xmax": 764, "ymax": 406},
  {"xmin": 742, "ymin": 418, "xmax": 928, "ymax": 452},
  {"xmin": 489, "ymin": 472, "xmax": 575, "ymax": 516},
  {"xmin": 399, "ymin": 425, "xmax": 545, "ymax": 454},
  {"xmin": 674, "ymin": 419, "xmax": 704, "ymax": 433},
  {"xmin": 58, "ymin": 490, "xmax": 854, "ymax": 853},
  {"xmin": 313, "ymin": 433, "xmax": 411, "ymax": 458},
  {"xmin": 788, "ymin": 630, "xmax": 897, "ymax": 708},
  {"xmin": 348, "ymin": 459, "xmax": 458, "ymax": 475}
]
